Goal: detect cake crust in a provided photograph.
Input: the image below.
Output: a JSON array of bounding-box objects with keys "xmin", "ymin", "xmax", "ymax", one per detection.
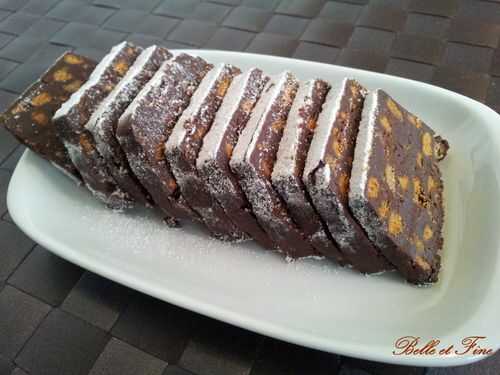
[
  {"xmin": 349, "ymin": 89, "xmax": 448, "ymax": 283},
  {"xmin": 303, "ymin": 79, "xmax": 394, "ymax": 273}
]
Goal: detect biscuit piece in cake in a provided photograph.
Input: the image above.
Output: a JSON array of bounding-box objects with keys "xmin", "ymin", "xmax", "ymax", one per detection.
[
  {"xmin": 349, "ymin": 89, "xmax": 448, "ymax": 283},
  {"xmin": 53, "ymin": 41, "xmax": 142, "ymax": 209},
  {"xmin": 304, "ymin": 79, "xmax": 393, "ymax": 274},
  {"xmin": 1, "ymin": 52, "xmax": 96, "ymax": 181},
  {"xmin": 86, "ymin": 46, "xmax": 171, "ymax": 206},
  {"xmin": 272, "ymin": 79, "xmax": 345, "ymax": 264},
  {"xmin": 116, "ymin": 53, "xmax": 212, "ymax": 223},
  {"xmin": 165, "ymin": 63, "xmax": 243, "ymax": 240},
  {"xmin": 197, "ymin": 68, "xmax": 275, "ymax": 248},
  {"xmin": 230, "ymin": 71, "xmax": 318, "ymax": 258}
]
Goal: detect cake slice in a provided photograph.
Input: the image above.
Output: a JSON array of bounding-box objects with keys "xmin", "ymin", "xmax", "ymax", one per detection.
[
  {"xmin": 116, "ymin": 53, "xmax": 212, "ymax": 224},
  {"xmin": 53, "ymin": 41, "xmax": 142, "ymax": 209},
  {"xmin": 271, "ymin": 79, "xmax": 345, "ymax": 264},
  {"xmin": 230, "ymin": 71, "xmax": 318, "ymax": 258},
  {"xmin": 165, "ymin": 63, "xmax": 243, "ymax": 240},
  {"xmin": 196, "ymin": 68, "xmax": 275, "ymax": 248},
  {"xmin": 303, "ymin": 79, "xmax": 393, "ymax": 274},
  {"xmin": 86, "ymin": 45, "xmax": 171, "ymax": 206},
  {"xmin": 349, "ymin": 89, "xmax": 448, "ymax": 283},
  {"xmin": 0, "ymin": 52, "xmax": 96, "ymax": 181}
]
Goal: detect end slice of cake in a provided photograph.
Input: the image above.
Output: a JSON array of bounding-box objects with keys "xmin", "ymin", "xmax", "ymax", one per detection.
[
  {"xmin": 53, "ymin": 41, "xmax": 142, "ymax": 209},
  {"xmin": 116, "ymin": 53, "xmax": 212, "ymax": 224},
  {"xmin": 303, "ymin": 78, "xmax": 393, "ymax": 274},
  {"xmin": 272, "ymin": 78, "xmax": 345, "ymax": 264},
  {"xmin": 230, "ymin": 71, "xmax": 318, "ymax": 258},
  {"xmin": 196, "ymin": 68, "xmax": 275, "ymax": 249},
  {"xmin": 349, "ymin": 89, "xmax": 448, "ymax": 284},
  {"xmin": 165, "ymin": 63, "xmax": 243, "ymax": 240},
  {"xmin": 1, "ymin": 52, "xmax": 96, "ymax": 182},
  {"xmin": 86, "ymin": 45, "xmax": 171, "ymax": 206}
]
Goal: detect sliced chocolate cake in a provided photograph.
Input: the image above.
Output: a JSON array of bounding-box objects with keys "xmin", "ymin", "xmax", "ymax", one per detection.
[
  {"xmin": 303, "ymin": 79, "xmax": 393, "ymax": 274},
  {"xmin": 116, "ymin": 53, "xmax": 212, "ymax": 224},
  {"xmin": 53, "ymin": 41, "xmax": 142, "ymax": 209},
  {"xmin": 271, "ymin": 79, "xmax": 345, "ymax": 264},
  {"xmin": 86, "ymin": 45, "xmax": 171, "ymax": 206},
  {"xmin": 230, "ymin": 71, "xmax": 318, "ymax": 258},
  {"xmin": 349, "ymin": 89, "xmax": 448, "ymax": 284},
  {"xmin": 165, "ymin": 63, "xmax": 243, "ymax": 240},
  {"xmin": 196, "ymin": 68, "xmax": 275, "ymax": 248},
  {"xmin": 1, "ymin": 52, "xmax": 96, "ymax": 182}
]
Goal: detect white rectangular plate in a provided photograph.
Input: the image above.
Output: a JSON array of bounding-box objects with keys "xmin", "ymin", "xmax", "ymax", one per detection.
[{"xmin": 7, "ymin": 50, "xmax": 500, "ymax": 367}]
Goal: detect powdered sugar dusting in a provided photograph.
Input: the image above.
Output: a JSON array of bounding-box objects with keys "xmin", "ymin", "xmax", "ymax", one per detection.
[
  {"xmin": 303, "ymin": 78, "xmax": 347, "ymax": 186},
  {"xmin": 121, "ymin": 58, "xmax": 172, "ymax": 122},
  {"xmin": 231, "ymin": 72, "xmax": 290, "ymax": 167},
  {"xmin": 86, "ymin": 45, "xmax": 158, "ymax": 134},
  {"xmin": 165, "ymin": 64, "xmax": 224, "ymax": 152},
  {"xmin": 349, "ymin": 89, "xmax": 379, "ymax": 203},
  {"xmin": 272, "ymin": 79, "xmax": 315, "ymax": 180},
  {"xmin": 54, "ymin": 41, "xmax": 127, "ymax": 120},
  {"xmin": 197, "ymin": 68, "xmax": 256, "ymax": 167}
]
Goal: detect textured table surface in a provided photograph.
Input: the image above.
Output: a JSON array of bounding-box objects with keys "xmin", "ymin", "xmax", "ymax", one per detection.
[{"xmin": 0, "ymin": 0, "xmax": 499, "ymax": 374}]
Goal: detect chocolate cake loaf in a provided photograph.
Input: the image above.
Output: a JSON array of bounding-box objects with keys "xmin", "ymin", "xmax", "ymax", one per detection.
[
  {"xmin": 116, "ymin": 53, "xmax": 212, "ymax": 224},
  {"xmin": 230, "ymin": 71, "xmax": 319, "ymax": 258},
  {"xmin": 1, "ymin": 52, "xmax": 96, "ymax": 181},
  {"xmin": 271, "ymin": 79, "xmax": 345, "ymax": 264},
  {"xmin": 53, "ymin": 41, "xmax": 142, "ymax": 209},
  {"xmin": 196, "ymin": 68, "xmax": 275, "ymax": 248},
  {"xmin": 303, "ymin": 79, "xmax": 393, "ymax": 274},
  {"xmin": 349, "ymin": 89, "xmax": 448, "ymax": 283},
  {"xmin": 86, "ymin": 45, "xmax": 171, "ymax": 206},
  {"xmin": 165, "ymin": 63, "xmax": 243, "ymax": 240}
]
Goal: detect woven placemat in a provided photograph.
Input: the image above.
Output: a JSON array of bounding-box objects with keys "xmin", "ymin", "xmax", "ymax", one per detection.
[{"xmin": 0, "ymin": 0, "xmax": 499, "ymax": 374}]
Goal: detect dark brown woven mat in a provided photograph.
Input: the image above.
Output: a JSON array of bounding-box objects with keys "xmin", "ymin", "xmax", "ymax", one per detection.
[{"xmin": 0, "ymin": 0, "xmax": 499, "ymax": 374}]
